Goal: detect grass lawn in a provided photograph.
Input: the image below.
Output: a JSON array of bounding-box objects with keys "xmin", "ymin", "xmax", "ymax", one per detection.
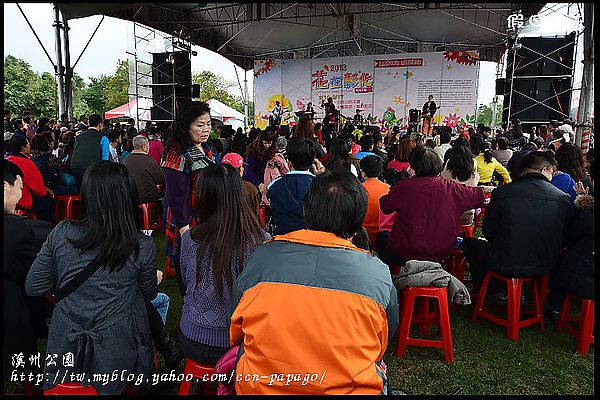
[{"xmin": 5, "ymin": 230, "xmax": 594, "ymax": 395}]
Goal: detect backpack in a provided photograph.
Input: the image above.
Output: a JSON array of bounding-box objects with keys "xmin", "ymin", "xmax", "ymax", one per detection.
[{"xmin": 262, "ymin": 152, "xmax": 290, "ymax": 206}]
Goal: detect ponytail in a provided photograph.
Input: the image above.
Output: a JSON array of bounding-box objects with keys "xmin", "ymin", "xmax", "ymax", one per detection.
[{"xmin": 483, "ymin": 148, "xmax": 493, "ymax": 164}]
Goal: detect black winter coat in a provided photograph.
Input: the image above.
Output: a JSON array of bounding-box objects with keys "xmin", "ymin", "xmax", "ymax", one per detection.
[
  {"xmin": 483, "ymin": 173, "xmax": 571, "ymax": 277},
  {"xmin": 3, "ymin": 215, "xmax": 53, "ymax": 379},
  {"xmin": 561, "ymin": 194, "xmax": 594, "ymax": 299}
]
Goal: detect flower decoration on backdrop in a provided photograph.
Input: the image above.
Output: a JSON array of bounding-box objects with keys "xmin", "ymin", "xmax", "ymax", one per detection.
[
  {"xmin": 443, "ymin": 50, "xmax": 479, "ymax": 66},
  {"xmin": 254, "ymin": 60, "xmax": 276, "ymax": 77},
  {"xmin": 442, "ymin": 113, "xmax": 461, "ymax": 128}
]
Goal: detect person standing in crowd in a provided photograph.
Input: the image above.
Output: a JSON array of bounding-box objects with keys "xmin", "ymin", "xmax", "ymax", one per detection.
[
  {"xmin": 145, "ymin": 126, "xmax": 165, "ymax": 164},
  {"xmin": 360, "ymin": 155, "xmax": 390, "ymax": 246},
  {"xmin": 179, "ymin": 163, "xmax": 269, "ymax": 366},
  {"xmin": 460, "ymin": 151, "xmax": 571, "ymax": 305},
  {"xmin": 470, "ymin": 136, "xmax": 511, "ymax": 185},
  {"xmin": 107, "ymin": 129, "xmax": 122, "ymax": 163},
  {"xmin": 125, "ymin": 118, "xmax": 138, "ymax": 140},
  {"xmin": 433, "ymin": 129, "xmax": 452, "ymax": 163},
  {"xmin": 505, "ymin": 120, "xmax": 527, "ymax": 150},
  {"xmin": 267, "ymin": 138, "xmax": 317, "ymax": 235},
  {"xmin": 162, "ymin": 102, "xmax": 220, "ymax": 298},
  {"xmin": 22, "ymin": 115, "xmax": 35, "ymax": 140},
  {"xmin": 12, "ymin": 118, "xmax": 26, "ymax": 137},
  {"xmin": 76, "ymin": 115, "xmax": 88, "ymax": 131},
  {"xmin": 222, "ymin": 152, "xmax": 260, "ymax": 218},
  {"xmin": 4, "ymin": 160, "xmax": 53, "ymax": 386},
  {"xmin": 6, "ymin": 135, "xmax": 50, "ymax": 214},
  {"xmin": 4, "ymin": 109, "xmax": 12, "ymax": 133},
  {"xmin": 25, "ymin": 161, "xmax": 159, "ymax": 395},
  {"xmin": 244, "ymin": 128, "xmax": 278, "ymax": 196},
  {"xmin": 372, "ymin": 133, "xmax": 388, "ymax": 165},
  {"xmin": 491, "ymin": 136, "xmax": 513, "ymax": 168},
  {"xmin": 378, "ymin": 146, "xmax": 484, "ymax": 266},
  {"xmin": 70, "ymin": 114, "xmax": 109, "ymax": 189},
  {"xmin": 292, "ymin": 116, "xmax": 326, "ymax": 158},
  {"xmin": 229, "ymin": 169, "xmax": 398, "ymax": 394},
  {"xmin": 59, "ymin": 113, "xmax": 69, "ymax": 129},
  {"xmin": 122, "ymin": 135, "xmax": 165, "ymax": 204}
]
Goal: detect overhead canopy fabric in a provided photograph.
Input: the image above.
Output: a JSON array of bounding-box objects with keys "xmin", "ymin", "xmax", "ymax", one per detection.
[{"xmin": 57, "ymin": 3, "xmax": 545, "ymax": 69}]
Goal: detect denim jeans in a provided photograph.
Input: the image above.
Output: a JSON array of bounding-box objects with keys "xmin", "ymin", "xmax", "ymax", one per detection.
[{"xmin": 151, "ymin": 292, "xmax": 170, "ymax": 325}]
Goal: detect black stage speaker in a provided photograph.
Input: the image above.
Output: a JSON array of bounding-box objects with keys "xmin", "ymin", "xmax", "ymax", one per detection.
[
  {"xmin": 150, "ymin": 51, "xmax": 192, "ymax": 121},
  {"xmin": 503, "ymin": 33, "xmax": 575, "ymax": 124},
  {"xmin": 495, "ymin": 78, "xmax": 505, "ymax": 96},
  {"xmin": 408, "ymin": 109, "xmax": 420, "ymax": 124}
]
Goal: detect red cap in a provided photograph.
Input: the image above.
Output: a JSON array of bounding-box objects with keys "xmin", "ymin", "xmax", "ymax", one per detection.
[{"xmin": 222, "ymin": 153, "xmax": 245, "ymax": 169}]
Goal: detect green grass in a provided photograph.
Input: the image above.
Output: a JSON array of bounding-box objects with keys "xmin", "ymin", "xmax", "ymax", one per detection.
[{"xmin": 5, "ymin": 230, "xmax": 594, "ymax": 395}]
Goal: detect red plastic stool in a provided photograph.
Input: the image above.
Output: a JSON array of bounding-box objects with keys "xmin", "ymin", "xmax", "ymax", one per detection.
[
  {"xmin": 458, "ymin": 224, "xmax": 474, "ymax": 239},
  {"xmin": 258, "ymin": 206, "xmax": 267, "ymax": 229},
  {"xmin": 396, "ymin": 286, "xmax": 454, "ymax": 363},
  {"xmin": 446, "ymin": 249, "xmax": 467, "ymax": 282},
  {"xmin": 556, "ymin": 292, "xmax": 594, "ymax": 356},
  {"xmin": 178, "ymin": 359, "xmax": 217, "ymax": 395},
  {"xmin": 139, "ymin": 203, "xmax": 163, "ymax": 230},
  {"xmin": 388, "ymin": 262, "xmax": 402, "ymax": 276},
  {"xmin": 44, "ymin": 383, "xmax": 99, "ymax": 395},
  {"xmin": 471, "ymin": 271, "xmax": 545, "ymax": 341},
  {"xmin": 53, "ymin": 194, "xmax": 80, "ymax": 223},
  {"xmin": 14, "ymin": 208, "xmax": 38, "ymax": 219}
]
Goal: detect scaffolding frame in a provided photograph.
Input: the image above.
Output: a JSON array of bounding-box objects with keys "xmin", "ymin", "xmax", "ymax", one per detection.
[
  {"xmin": 504, "ymin": 31, "xmax": 578, "ymax": 125},
  {"xmin": 126, "ymin": 22, "xmax": 193, "ymax": 128}
]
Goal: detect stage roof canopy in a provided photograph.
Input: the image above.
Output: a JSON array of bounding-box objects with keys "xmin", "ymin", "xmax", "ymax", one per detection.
[{"xmin": 57, "ymin": 3, "xmax": 545, "ymax": 69}]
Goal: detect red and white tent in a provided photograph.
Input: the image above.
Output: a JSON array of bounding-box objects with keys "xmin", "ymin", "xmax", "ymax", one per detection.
[
  {"xmin": 207, "ymin": 98, "xmax": 245, "ymax": 129},
  {"xmin": 104, "ymin": 97, "xmax": 152, "ymax": 120}
]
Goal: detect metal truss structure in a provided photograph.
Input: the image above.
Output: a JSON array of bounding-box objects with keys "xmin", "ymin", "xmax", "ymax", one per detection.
[{"xmin": 57, "ymin": 3, "xmax": 545, "ymax": 70}]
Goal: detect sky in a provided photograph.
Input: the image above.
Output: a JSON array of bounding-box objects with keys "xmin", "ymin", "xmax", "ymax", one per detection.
[{"xmin": 3, "ymin": 3, "xmax": 583, "ymax": 109}]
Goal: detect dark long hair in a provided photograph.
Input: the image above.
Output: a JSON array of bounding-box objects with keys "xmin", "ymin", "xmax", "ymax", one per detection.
[
  {"xmin": 246, "ymin": 128, "xmax": 277, "ymax": 161},
  {"xmin": 470, "ymin": 135, "xmax": 492, "ymax": 164},
  {"xmin": 555, "ymin": 142, "xmax": 587, "ymax": 182},
  {"xmin": 69, "ymin": 160, "xmax": 141, "ymax": 272},
  {"xmin": 191, "ymin": 163, "xmax": 264, "ymax": 299},
  {"xmin": 293, "ymin": 116, "xmax": 316, "ymax": 140},
  {"xmin": 325, "ymin": 138, "xmax": 350, "ymax": 172},
  {"xmin": 165, "ymin": 102, "xmax": 211, "ymax": 154},
  {"xmin": 446, "ymin": 146, "xmax": 476, "ymax": 182}
]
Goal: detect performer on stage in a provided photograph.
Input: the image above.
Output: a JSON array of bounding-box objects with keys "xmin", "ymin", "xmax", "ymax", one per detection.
[
  {"xmin": 305, "ymin": 102, "xmax": 315, "ymax": 121},
  {"xmin": 421, "ymin": 95, "xmax": 437, "ymax": 135},
  {"xmin": 271, "ymin": 100, "xmax": 283, "ymax": 127},
  {"xmin": 353, "ymin": 108, "xmax": 364, "ymax": 127},
  {"xmin": 323, "ymin": 97, "xmax": 337, "ymax": 126}
]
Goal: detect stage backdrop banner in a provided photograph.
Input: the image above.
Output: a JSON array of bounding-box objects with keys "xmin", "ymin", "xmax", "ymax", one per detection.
[{"xmin": 254, "ymin": 51, "xmax": 479, "ymax": 133}]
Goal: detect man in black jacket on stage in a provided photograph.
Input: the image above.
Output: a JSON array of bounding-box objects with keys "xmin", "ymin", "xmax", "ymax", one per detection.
[{"xmin": 421, "ymin": 95, "xmax": 437, "ymax": 135}]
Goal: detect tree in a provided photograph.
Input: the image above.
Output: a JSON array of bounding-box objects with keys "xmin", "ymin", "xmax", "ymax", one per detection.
[
  {"xmin": 103, "ymin": 59, "xmax": 129, "ymax": 112},
  {"xmin": 192, "ymin": 70, "xmax": 248, "ymax": 115},
  {"xmin": 3, "ymin": 55, "xmax": 57, "ymax": 118},
  {"xmin": 81, "ymin": 75, "xmax": 110, "ymax": 115},
  {"xmin": 476, "ymin": 102, "xmax": 503, "ymax": 127}
]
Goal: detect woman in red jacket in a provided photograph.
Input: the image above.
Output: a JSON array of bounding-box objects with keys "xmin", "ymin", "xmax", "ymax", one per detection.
[{"xmin": 6, "ymin": 135, "xmax": 50, "ymax": 214}]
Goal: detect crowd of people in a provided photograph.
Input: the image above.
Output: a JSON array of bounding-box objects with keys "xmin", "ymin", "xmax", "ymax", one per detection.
[{"xmin": 4, "ymin": 104, "xmax": 594, "ymax": 394}]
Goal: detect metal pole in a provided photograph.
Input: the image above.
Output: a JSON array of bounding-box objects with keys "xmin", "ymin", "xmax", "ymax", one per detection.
[
  {"xmin": 575, "ymin": 2, "xmax": 593, "ymax": 147},
  {"xmin": 506, "ymin": 41, "xmax": 518, "ymax": 126},
  {"xmin": 491, "ymin": 54, "xmax": 504, "ymax": 129},
  {"xmin": 63, "ymin": 15, "xmax": 73, "ymax": 120},
  {"xmin": 53, "ymin": 4, "xmax": 65, "ymax": 119},
  {"xmin": 244, "ymin": 69, "xmax": 249, "ymax": 129}
]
